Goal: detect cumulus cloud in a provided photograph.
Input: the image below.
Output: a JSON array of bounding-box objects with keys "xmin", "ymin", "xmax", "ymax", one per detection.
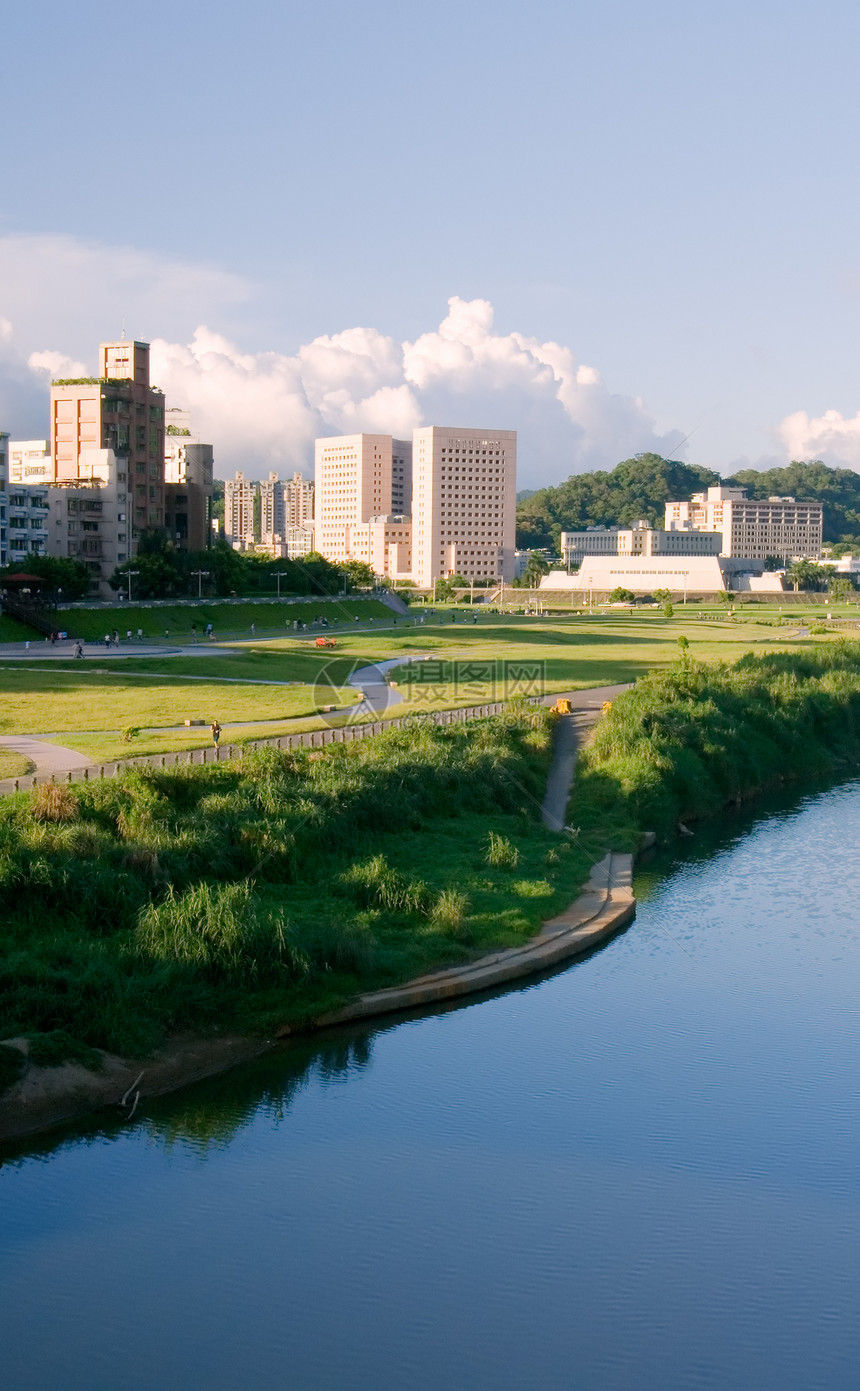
[
  {"xmin": 144, "ymin": 296, "xmax": 682, "ymax": 485},
  {"xmin": 4, "ymin": 281, "xmax": 685, "ymax": 485},
  {"xmin": 778, "ymin": 408, "xmax": 860, "ymax": 470}
]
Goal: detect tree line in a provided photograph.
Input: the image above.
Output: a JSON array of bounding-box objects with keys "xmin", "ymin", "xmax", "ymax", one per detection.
[
  {"xmin": 516, "ymin": 454, "xmax": 860, "ymax": 551},
  {"xmin": 108, "ymin": 534, "xmax": 377, "ymax": 600}
]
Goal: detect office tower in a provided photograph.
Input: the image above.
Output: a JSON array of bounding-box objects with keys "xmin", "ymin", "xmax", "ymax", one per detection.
[
  {"xmin": 411, "ymin": 426, "xmax": 516, "ymax": 587},
  {"xmin": 50, "ymin": 340, "xmax": 165, "ymax": 536},
  {"xmin": 665, "ymin": 486, "xmax": 823, "ymax": 561},
  {"xmin": 314, "ymin": 434, "xmax": 393, "ymax": 562},
  {"xmin": 224, "ymin": 471, "xmax": 257, "ymax": 549}
]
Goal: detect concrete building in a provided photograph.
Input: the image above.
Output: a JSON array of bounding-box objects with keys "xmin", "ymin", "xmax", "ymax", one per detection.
[
  {"xmin": 665, "ymin": 486, "xmax": 823, "ymax": 560},
  {"xmin": 562, "ymin": 521, "xmax": 722, "ymax": 566},
  {"xmin": 6, "ymin": 485, "xmax": 49, "ymax": 565},
  {"xmin": 9, "ymin": 440, "xmax": 51, "ymax": 485},
  {"xmin": 260, "ymin": 470, "xmax": 314, "ymax": 549},
  {"xmin": 45, "ymin": 448, "xmax": 128, "ymax": 599},
  {"xmin": 0, "ymin": 432, "xmax": 7, "ymax": 567},
  {"xmin": 314, "ymin": 434, "xmax": 394, "ymax": 563},
  {"xmin": 539, "ymin": 554, "xmax": 784, "ymax": 596},
  {"xmin": 164, "ymin": 435, "xmax": 214, "ymax": 551},
  {"xmin": 224, "ymin": 471, "xmax": 256, "ymax": 549},
  {"xmin": 343, "ymin": 515, "xmax": 413, "ymax": 579},
  {"xmin": 391, "ymin": 439, "xmax": 412, "ymax": 515},
  {"xmin": 411, "ymin": 426, "xmax": 516, "ymax": 587},
  {"xmin": 283, "ymin": 524, "xmax": 316, "ymax": 559},
  {"xmin": 50, "ymin": 340, "xmax": 165, "ymax": 537}
]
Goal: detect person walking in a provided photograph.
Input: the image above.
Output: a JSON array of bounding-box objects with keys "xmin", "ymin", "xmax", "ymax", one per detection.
[
  {"xmin": 250, "ymin": 622, "xmax": 256, "ymax": 637},
  {"xmin": 112, "ymin": 629, "xmax": 119, "ymax": 647},
  {"xmin": 74, "ymin": 641, "xmax": 84, "ymax": 659},
  {"xmin": 137, "ymin": 627, "xmax": 143, "ymax": 642},
  {"xmin": 210, "ymin": 719, "xmax": 221, "ymax": 749},
  {"xmin": 126, "ymin": 629, "xmax": 132, "ymax": 642},
  {"xmin": 104, "ymin": 633, "xmax": 111, "ymax": 649}
]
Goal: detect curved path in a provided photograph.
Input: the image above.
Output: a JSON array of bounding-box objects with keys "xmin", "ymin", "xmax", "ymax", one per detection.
[{"xmin": 0, "ymin": 735, "xmax": 93, "ymax": 780}]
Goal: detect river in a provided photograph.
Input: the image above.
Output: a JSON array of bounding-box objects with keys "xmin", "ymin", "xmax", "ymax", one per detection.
[{"xmin": 2, "ymin": 778, "xmax": 860, "ymax": 1389}]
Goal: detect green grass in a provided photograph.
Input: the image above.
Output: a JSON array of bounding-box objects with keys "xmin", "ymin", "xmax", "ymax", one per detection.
[
  {"xmin": 0, "ymin": 707, "xmax": 600, "ymax": 1072},
  {"xmin": 0, "ymin": 751, "xmax": 33, "ymax": 779},
  {"xmin": 0, "ymin": 615, "xmax": 39, "ymax": 642},
  {"xmin": 570, "ymin": 640, "xmax": 860, "ymax": 845},
  {"xmin": 60, "ymin": 597, "xmax": 395, "ymax": 641}
]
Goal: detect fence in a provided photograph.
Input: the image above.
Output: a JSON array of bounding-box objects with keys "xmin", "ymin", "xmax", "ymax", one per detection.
[{"xmin": 7, "ymin": 699, "xmax": 529, "ymax": 795}]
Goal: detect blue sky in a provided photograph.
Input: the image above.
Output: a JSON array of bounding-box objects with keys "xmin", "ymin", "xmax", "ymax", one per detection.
[{"xmin": 4, "ymin": 0, "xmax": 860, "ymax": 486}]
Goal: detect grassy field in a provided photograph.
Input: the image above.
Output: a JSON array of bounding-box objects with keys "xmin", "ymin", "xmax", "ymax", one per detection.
[
  {"xmin": 0, "ymin": 751, "xmax": 33, "ymax": 779},
  {"xmin": 0, "ymin": 615, "xmax": 41, "ymax": 643},
  {"xmin": 57, "ymin": 596, "xmax": 395, "ymax": 641},
  {"xmin": 0, "ymin": 607, "xmax": 854, "ymax": 761}
]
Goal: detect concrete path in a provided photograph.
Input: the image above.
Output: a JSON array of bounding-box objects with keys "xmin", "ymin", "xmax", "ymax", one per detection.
[
  {"xmin": 539, "ymin": 684, "xmax": 630, "ymax": 832},
  {"xmin": 0, "ymin": 735, "xmax": 93, "ymax": 780},
  {"xmin": 348, "ymin": 655, "xmax": 433, "ymax": 715}
]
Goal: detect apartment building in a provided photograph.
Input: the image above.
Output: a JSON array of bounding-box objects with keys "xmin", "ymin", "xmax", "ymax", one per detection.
[
  {"xmin": 562, "ymin": 521, "xmax": 722, "ymax": 567},
  {"xmin": 411, "ymin": 426, "xmax": 516, "ymax": 587},
  {"xmin": 314, "ymin": 434, "xmax": 393, "ymax": 563},
  {"xmin": 665, "ymin": 486, "xmax": 823, "ymax": 560},
  {"xmin": 7, "ymin": 486, "xmax": 49, "ymax": 565},
  {"xmin": 0, "ymin": 433, "xmax": 7, "ymax": 567},
  {"xmin": 260, "ymin": 470, "xmax": 314, "ymax": 546},
  {"xmin": 45, "ymin": 449, "xmax": 128, "ymax": 599},
  {"xmin": 224, "ymin": 471, "xmax": 257, "ymax": 549},
  {"xmin": 50, "ymin": 341, "xmax": 165, "ymax": 537}
]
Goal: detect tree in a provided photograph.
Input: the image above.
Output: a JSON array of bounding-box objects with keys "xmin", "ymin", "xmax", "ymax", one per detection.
[
  {"xmin": 828, "ymin": 575, "xmax": 853, "ymax": 601},
  {"xmin": 786, "ymin": 559, "xmax": 827, "ymax": 592},
  {"xmin": 434, "ymin": 574, "xmax": 467, "ymax": 602},
  {"xmin": 652, "ymin": 588, "xmax": 673, "ymax": 603},
  {"xmin": 512, "ymin": 554, "xmax": 550, "ymax": 588},
  {"xmin": 1, "ymin": 554, "xmax": 91, "ymax": 600},
  {"xmin": 516, "ymin": 454, "xmax": 720, "ymax": 550},
  {"xmin": 763, "ymin": 555, "xmax": 784, "ymax": 571},
  {"xmin": 608, "ymin": 587, "xmax": 636, "ymax": 604},
  {"xmin": 338, "ymin": 560, "xmax": 376, "ymax": 591}
]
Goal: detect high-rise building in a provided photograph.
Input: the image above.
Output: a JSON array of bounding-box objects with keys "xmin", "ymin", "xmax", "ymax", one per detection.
[
  {"xmin": 411, "ymin": 427, "xmax": 516, "ymax": 587},
  {"xmin": 391, "ymin": 439, "xmax": 412, "ymax": 514},
  {"xmin": 665, "ymin": 486, "xmax": 823, "ymax": 561},
  {"xmin": 314, "ymin": 434, "xmax": 393, "ymax": 563},
  {"xmin": 224, "ymin": 471, "xmax": 256, "ymax": 549},
  {"xmin": 50, "ymin": 340, "xmax": 165, "ymax": 537},
  {"xmin": 45, "ymin": 449, "xmax": 128, "ymax": 599},
  {"xmin": 260, "ymin": 470, "xmax": 314, "ymax": 547}
]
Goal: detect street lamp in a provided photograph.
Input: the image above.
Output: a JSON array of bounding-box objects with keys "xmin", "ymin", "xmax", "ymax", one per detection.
[
  {"xmin": 191, "ymin": 569, "xmax": 210, "ymax": 599},
  {"xmin": 126, "ymin": 570, "xmax": 140, "ymax": 603},
  {"xmin": 274, "ymin": 570, "xmax": 289, "ymax": 599}
]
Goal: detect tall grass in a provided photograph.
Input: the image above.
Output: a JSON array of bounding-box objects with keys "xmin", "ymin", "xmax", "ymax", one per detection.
[
  {"xmin": 571, "ymin": 641, "xmax": 860, "ymax": 842},
  {"xmin": 0, "ymin": 707, "xmax": 558, "ymax": 1067}
]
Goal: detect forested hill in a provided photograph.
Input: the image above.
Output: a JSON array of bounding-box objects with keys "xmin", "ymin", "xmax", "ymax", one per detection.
[{"xmin": 516, "ymin": 454, "xmax": 860, "ymax": 550}]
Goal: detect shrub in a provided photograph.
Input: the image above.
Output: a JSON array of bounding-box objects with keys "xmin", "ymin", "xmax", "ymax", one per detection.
[
  {"xmin": 27, "ymin": 1030, "xmax": 103, "ymax": 1072},
  {"xmin": 31, "ymin": 783, "xmax": 79, "ymax": 822},
  {"xmin": 121, "ymin": 726, "xmax": 141, "ymax": 743},
  {"xmin": 340, "ymin": 854, "xmax": 431, "ymax": 915},
  {"xmin": 485, "ymin": 832, "xmax": 519, "ymax": 868}
]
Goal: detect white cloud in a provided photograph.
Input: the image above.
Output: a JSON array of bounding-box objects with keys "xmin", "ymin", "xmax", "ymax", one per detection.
[
  {"xmin": 0, "ymin": 245, "xmax": 685, "ymax": 484},
  {"xmin": 778, "ymin": 408, "xmax": 860, "ymax": 470},
  {"xmin": 141, "ymin": 296, "xmax": 682, "ymax": 485}
]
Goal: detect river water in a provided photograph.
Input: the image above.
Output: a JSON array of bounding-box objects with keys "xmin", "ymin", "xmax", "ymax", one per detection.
[{"xmin": 3, "ymin": 779, "xmax": 860, "ymax": 1390}]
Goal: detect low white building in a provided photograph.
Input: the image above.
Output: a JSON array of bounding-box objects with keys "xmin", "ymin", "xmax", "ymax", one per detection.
[
  {"xmin": 561, "ymin": 520, "xmax": 722, "ymax": 566},
  {"xmin": 6, "ymin": 485, "xmax": 49, "ymax": 565},
  {"xmin": 539, "ymin": 554, "xmax": 784, "ymax": 595}
]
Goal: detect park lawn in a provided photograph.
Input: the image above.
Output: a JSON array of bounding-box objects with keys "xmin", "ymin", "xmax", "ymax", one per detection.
[
  {"xmin": 0, "ymin": 664, "xmax": 358, "ymax": 737},
  {"xmin": 55, "ymin": 714, "xmax": 357, "ymax": 764},
  {"xmin": 0, "ymin": 751, "xmax": 34, "ymax": 779},
  {"xmin": 0, "ymin": 616, "xmax": 40, "ymax": 643},
  {"xmin": 61, "ymin": 596, "xmax": 394, "ymax": 641}
]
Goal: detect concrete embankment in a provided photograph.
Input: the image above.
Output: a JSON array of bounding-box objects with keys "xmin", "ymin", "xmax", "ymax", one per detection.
[{"xmin": 0, "ymin": 855, "xmax": 635, "ymax": 1145}]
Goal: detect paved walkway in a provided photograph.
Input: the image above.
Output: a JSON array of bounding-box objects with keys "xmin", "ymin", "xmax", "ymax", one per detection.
[
  {"xmin": 540, "ymin": 684, "xmax": 630, "ymax": 832},
  {"xmin": 0, "ymin": 735, "xmax": 93, "ymax": 780}
]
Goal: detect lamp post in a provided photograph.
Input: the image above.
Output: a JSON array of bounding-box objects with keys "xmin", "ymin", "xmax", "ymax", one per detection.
[
  {"xmin": 126, "ymin": 570, "xmax": 139, "ymax": 603},
  {"xmin": 191, "ymin": 569, "xmax": 209, "ymax": 599},
  {"xmin": 274, "ymin": 570, "xmax": 288, "ymax": 599}
]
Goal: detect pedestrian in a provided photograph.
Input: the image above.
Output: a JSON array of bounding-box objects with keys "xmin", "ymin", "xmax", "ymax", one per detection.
[
  {"xmin": 104, "ymin": 633, "xmax": 110, "ymax": 649},
  {"xmin": 164, "ymin": 629, "xmax": 169, "ymax": 640},
  {"xmin": 112, "ymin": 629, "xmax": 119, "ymax": 647},
  {"xmin": 205, "ymin": 622, "xmax": 213, "ymax": 638},
  {"xmin": 210, "ymin": 719, "xmax": 221, "ymax": 748},
  {"xmin": 191, "ymin": 622, "xmax": 198, "ymax": 642},
  {"xmin": 74, "ymin": 640, "xmax": 83, "ymax": 659},
  {"xmin": 126, "ymin": 629, "xmax": 132, "ymax": 642},
  {"xmin": 250, "ymin": 622, "xmax": 256, "ymax": 637},
  {"xmin": 208, "ymin": 627, "xmax": 215, "ymax": 641},
  {"xmin": 137, "ymin": 627, "xmax": 143, "ymax": 642}
]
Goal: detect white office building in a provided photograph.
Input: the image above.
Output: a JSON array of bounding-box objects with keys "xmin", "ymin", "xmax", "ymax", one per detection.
[
  {"xmin": 411, "ymin": 426, "xmax": 516, "ymax": 587},
  {"xmin": 665, "ymin": 486, "xmax": 823, "ymax": 560}
]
